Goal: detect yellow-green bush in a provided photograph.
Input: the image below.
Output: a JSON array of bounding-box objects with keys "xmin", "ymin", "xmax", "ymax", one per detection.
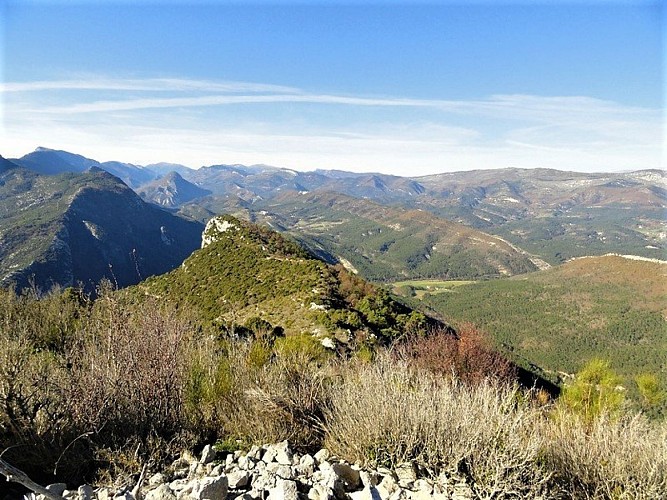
[{"xmin": 559, "ymin": 358, "xmax": 626, "ymax": 424}]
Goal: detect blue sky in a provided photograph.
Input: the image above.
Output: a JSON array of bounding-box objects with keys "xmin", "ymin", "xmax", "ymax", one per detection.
[{"xmin": 0, "ymin": 1, "xmax": 663, "ymax": 174}]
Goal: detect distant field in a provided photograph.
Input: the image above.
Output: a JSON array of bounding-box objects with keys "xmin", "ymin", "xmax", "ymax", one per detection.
[{"xmin": 391, "ymin": 279, "xmax": 475, "ymax": 298}]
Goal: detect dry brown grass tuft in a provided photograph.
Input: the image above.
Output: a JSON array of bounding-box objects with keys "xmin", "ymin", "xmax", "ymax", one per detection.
[
  {"xmin": 324, "ymin": 353, "xmax": 667, "ymax": 498},
  {"xmin": 324, "ymin": 354, "xmax": 553, "ymax": 498},
  {"xmin": 545, "ymin": 409, "xmax": 667, "ymax": 499}
]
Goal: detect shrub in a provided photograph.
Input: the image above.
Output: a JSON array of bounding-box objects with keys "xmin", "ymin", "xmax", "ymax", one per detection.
[
  {"xmin": 635, "ymin": 373, "xmax": 665, "ymax": 415},
  {"xmin": 545, "ymin": 410, "xmax": 667, "ymax": 498},
  {"xmin": 0, "ymin": 286, "xmax": 208, "ymax": 483},
  {"xmin": 324, "ymin": 354, "xmax": 553, "ymax": 498},
  {"xmin": 208, "ymin": 339, "xmax": 332, "ymax": 451},
  {"xmin": 399, "ymin": 323, "xmax": 516, "ymax": 384},
  {"xmin": 274, "ymin": 334, "xmax": 329, "ymax": 365},
  {"xmin": 0, "ymin": 288, "xmax": 90, "ymax": 481},
  {"xmin": 559, "ymin": 358, "xmax": 625, "ymax": 424},
  {"xmin": 68, "ymin": 295, "xmax": 192, "ymax": 442},
  {"xmin": 0, "ymin": 330, "xmax": 76, "ymax": 479}
]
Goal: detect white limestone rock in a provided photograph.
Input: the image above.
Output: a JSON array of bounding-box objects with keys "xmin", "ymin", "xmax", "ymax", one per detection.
[
  {"xmin": 227, "ymin": 469, "xmax": 251, "ymax": 490},
  {"xmin": 190, "ymin": 475, "xmax": 228, "ymax": 500},
  {"xmin": 45, "ymin": 484, "xmax": 67, "ymax": 497},
  {"xmin": 331, "ymin": 462, "xmax": 361, "ymax": 491},
  {"xmin": 268, "ymin": 479, "xmax": 299, "ymax": 500},
  {"xmin": 313, "ymin": 449, "xmax": 331, "ymax": 465},
  {"xmin": 307, "ymin": 483, "xmax": 335, "ymax": 500},
  {"xmin": 273, "ymin": 440, "xmax": 294, "ymax": 466},
  {"xmin": 201, "ymin": 217, "xmax": 238, "ymax": 248},
  {"xmin": 394, "ymin": 463, "xmax": 417, "ymax": 488},
  {"xmin": 144, "ymin": 484, "xmax": 176, "ymax": 500},
  {"xmin": 200, "ymin": 445, "xmax": 216, "ymax": 465},
  {"xmin": 77, "ymin": 484, "xmax": 94, "ymax": 500},
  {"xmin": 295, "ymin": 454, "xmax": 316, "ymax": 477}
]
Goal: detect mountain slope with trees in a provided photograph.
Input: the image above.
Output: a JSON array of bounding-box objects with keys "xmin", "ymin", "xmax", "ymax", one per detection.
[
  {"xmin": 414, "ymin": 255, "xmax": 667, "ymax": 405},
  {"xmin": 0, "ymin": 167, "xmax": 203, "ymax": 292},
  {"xmin": 139, "ymin": 214, "xmax": 431, "ymax": 344}
]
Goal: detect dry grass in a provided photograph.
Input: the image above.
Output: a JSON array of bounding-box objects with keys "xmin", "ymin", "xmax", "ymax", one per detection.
[
  {"xmin": 324, "ymin": 354, "xmax": 667, "ymax": 499},
  {"xmin": 324, "ymin": 355, "xmax": 554, "ymax": 498},
  {"xmin": 545, "ymin": 410, "xmax": 667, "ymax": 499}
]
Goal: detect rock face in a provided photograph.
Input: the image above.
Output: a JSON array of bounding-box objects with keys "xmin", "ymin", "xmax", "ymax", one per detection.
[
  {"xmin": 200, "ymin": 217, "xmax": 239, "ymax": 248},
  {"xmin": 39, "ymin": 441, "xmax": 475, "ymax": 500},
  {"xmin": 138, "ymin": 172, "xmax": 211, "ymax": 208}
]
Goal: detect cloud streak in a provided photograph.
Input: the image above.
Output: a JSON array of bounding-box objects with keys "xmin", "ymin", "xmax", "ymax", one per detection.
[
  {"xmin": 1, "ymin": 76, "xmax": 662, "ymax": 174},
  {"xmin": 0, "ymin": 77, "xmax": 300, "ymax": 94}
]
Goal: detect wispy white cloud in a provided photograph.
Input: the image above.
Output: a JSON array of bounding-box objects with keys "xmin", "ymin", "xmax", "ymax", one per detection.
[
  {"xmin": 1, "ymin": 76, "xmax": 662, "ymax": 174},
  {"xmin": 0, "ymin": 77, "xmax": 299, "ymax": 94}
]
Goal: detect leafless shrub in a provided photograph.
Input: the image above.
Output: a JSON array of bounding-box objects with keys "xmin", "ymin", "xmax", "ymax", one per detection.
[
  {"xmin": 545, "ymin": 409, "xmax": 667, "ymax": 499},
  {"xmin": 324, "ymin": 354, "xmax": 553, "ymax": 498},
  {"xmin": 68, "ymin": 295, "xmax": 192, "ymax": 443}
]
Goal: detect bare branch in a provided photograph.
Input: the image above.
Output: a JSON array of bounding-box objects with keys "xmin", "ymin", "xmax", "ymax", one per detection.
[
  {"xmin": 130, "ymin": 462, "xmax": 148, "ymax": 500},
  {"xmin": 0, "ymin": 457, "xmax": 64, "ymax": 500}
]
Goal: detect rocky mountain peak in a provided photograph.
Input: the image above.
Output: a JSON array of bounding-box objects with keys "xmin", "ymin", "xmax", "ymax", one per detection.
[{"xmin": 201, "ymin": 215, "xmax": 241, "ymax": 248}]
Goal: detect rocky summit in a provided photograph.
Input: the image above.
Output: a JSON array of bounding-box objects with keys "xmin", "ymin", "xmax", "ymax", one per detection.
[{"xmin": 35, "ymin": 441, "xmax": 474, "ymax": 500}]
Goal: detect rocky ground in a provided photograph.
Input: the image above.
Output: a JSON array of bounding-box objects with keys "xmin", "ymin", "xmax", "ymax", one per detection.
[{"xmin": 32, "ymin": 441, "xmax": 475, "ymax": 500}]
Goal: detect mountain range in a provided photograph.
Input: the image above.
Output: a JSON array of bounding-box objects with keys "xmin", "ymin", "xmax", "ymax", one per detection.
[
  {"xmin": 1, "ymin": 146, "xmax": 664, "ymax": 412},
  {"xmin": 3, "ymin": 147, "xmax": 665, "ymax": 293},
  {"xmin": 137, "ymin": 171, "xmax": 212, "ymax": 208}
]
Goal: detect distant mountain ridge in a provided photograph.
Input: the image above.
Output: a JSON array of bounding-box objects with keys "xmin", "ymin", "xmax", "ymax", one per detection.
[
  {"xmin": 0, "ymin": 155, "xmax": 20, "ymax": 174},
  {"xmin": 247, "ymin": 191, "xmax": 540, "ymax": 281},
  {"xmin": 138, "ymin": 171, "xmax": 212, "ymax": 208},
  {"xmin": 8, "ymin": 147, "xmax": 665, "ymax": 273},
  {"xmin": 11, "ymin": 147, "xmax": 157, "ymax": 188},
  {"xmin": 13, "ymin": 147, "xmax": 99, "ymax": 175}
]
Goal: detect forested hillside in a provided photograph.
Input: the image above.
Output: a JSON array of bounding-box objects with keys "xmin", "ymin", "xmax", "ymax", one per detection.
[{"xmin": 412, "ymin": 255, "xmax": 667, "ymax": 404}]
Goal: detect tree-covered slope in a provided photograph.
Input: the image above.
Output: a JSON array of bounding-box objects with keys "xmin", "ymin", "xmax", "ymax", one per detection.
[
  {"xmin": 0, "ymin": 167, "xmax": 203, "ymax": 292},
  {"xmin": 140, "ymin": 215, "xmax": 431, "ymax": 344},
  {"xmin": 416, "ymin": 255, "xmax": 667, "ymax": 397}
]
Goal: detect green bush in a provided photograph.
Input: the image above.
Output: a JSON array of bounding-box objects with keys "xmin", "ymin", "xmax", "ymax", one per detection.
[{"xmin": 559, "ymin": 358, "xmax": 626, "ymax": 424}]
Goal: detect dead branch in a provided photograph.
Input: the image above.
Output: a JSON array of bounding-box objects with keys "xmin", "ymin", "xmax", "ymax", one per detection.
[
  {"xmin": 0, "ymin": 457, "xmax": 64, "ymax": 500},
  {"xmin": 130, "ymin": 462, "xmax": 148, "ymax": 500}
]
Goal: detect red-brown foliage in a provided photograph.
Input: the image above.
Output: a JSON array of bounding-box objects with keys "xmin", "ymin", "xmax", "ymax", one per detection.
[{"xmin": 400, "ymin": 323, "xmax": 516, "ymax": 384}]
